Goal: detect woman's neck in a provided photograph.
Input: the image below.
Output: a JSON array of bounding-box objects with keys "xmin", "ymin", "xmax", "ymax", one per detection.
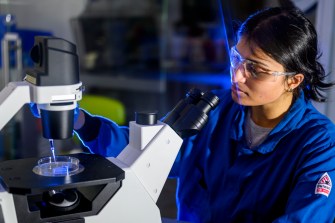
[{"xmin": 250, "ymin": 93, "xmax": 294, "ymax": 128}]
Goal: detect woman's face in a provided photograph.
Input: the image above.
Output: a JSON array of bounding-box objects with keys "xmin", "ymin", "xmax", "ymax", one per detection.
[{"xmin": 230, "ymin": 37, "xmax": 291, "ymax": 108}]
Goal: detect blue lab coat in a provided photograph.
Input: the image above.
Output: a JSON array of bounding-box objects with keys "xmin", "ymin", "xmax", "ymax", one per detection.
[{"xmin": 76, "ymin": 89, "xmax": 335, "ymax": 223}]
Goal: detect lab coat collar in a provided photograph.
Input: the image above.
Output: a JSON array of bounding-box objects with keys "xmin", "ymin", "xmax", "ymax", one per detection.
[{"xmin": 231, "ymin": 91, "xmax": 309, "ymax": 154}]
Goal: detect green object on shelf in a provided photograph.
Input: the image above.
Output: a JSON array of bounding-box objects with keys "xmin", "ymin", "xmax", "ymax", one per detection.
[{"xmin": 79, "ymin": 94, "xmax": 126, "ymax": 125}]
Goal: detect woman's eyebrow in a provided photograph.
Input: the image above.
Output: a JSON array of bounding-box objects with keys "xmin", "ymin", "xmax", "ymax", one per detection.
[
  {"xmin": 234, "ymin": 46, "xmax": 268, "ymax": 67},
  {"xmin": 244, "ymin": 57, "xmax": 270, "ymax": 69},
  {"xmin": 235, "ymin": 47, "xmax": 270, "ymax": 68},
  {"xmin": 248, "ymin": 59, "xmax": 272, "ymax": 70}
]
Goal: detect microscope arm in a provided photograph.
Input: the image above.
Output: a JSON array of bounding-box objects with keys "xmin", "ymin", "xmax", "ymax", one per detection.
[
  {"xmin": 116, "ymin": 121, "xmax": 183, "ymax": 203},
  {"xmin": 0, "ymin": 82, "xmax": 31, "ymax": 130},
  {"xmin": 85, "ymin": 122, "xmax": 183, "ymax": 223}
]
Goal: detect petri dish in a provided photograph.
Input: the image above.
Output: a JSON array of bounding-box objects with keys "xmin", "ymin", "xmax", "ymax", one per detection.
[{"xmin": 33, "ymin": 156, "xmax": 84, "ymax": 177}]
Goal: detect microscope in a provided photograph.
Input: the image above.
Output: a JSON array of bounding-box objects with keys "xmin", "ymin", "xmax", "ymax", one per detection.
[{"xmin": 0, "ymin": 37, "xmax": 219, "ymax": 223}]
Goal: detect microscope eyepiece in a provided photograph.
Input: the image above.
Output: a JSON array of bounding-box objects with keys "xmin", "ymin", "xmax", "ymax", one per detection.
[
  {"xmin": 162, "ymin": 88, "xmax": 220, "ymax": 138},
  {"xmin": 195, "ymin": 91, "xmax": 220, "ymax": 115}
]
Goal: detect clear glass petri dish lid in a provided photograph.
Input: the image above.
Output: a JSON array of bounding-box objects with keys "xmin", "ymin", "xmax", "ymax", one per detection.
[{"xmin": 33, "ymin": 156, "xmax": 84, "ymax": 177}]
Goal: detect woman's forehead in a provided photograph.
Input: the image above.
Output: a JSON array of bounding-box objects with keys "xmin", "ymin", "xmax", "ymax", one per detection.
[{"xmin": 236, "ymin": 37, "xmax": 281, "ymax": 69}]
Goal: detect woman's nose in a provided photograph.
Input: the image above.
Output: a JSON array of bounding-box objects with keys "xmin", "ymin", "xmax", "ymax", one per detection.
[{"xmin": 230, "ymin": 66, "xmax": 247, "ymax": 83}]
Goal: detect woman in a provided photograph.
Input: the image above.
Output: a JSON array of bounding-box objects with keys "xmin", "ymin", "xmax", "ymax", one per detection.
[{"xmin": 74, "ymin": 7, "xmax": 335, "ymax": 223}]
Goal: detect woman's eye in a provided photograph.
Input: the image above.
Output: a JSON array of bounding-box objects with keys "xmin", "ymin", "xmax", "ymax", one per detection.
[
  {"xmin": 246, "ymin": 62, "xmax": 270, "ymax": 77},
  {"xmin": 245, "ymin": 62, "xmax": 258, "ymax": 75}
]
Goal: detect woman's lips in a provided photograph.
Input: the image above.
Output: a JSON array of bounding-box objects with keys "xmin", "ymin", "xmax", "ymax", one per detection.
[{"xmin": 231, "ymin": 85, "xmax": 248, "ymax": 96}]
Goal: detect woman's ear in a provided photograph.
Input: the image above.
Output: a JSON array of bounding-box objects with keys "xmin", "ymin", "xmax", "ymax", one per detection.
[{"xmin": 287, "ymin": 73, "xmax": 304, "ymax": 90}]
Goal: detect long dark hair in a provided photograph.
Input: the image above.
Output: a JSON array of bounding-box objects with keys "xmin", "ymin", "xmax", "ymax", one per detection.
[{"xmin": 237, "ymin": 7, "xmax": 334, "ymax": 102}]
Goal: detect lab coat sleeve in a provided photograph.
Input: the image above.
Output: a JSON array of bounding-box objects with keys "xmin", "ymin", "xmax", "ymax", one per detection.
[
  {"xmin": 273, "ymin": 139, "xmax": 335, "ymax": 222},
  {"xmin": 75, "ymin": 109, "xmax": 129, "ymax": 157}
]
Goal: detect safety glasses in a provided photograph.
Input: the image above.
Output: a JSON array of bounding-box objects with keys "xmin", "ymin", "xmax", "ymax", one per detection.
[{"xmin": 230, "ymin": 46, "xmax": 296, "ymax": 82}]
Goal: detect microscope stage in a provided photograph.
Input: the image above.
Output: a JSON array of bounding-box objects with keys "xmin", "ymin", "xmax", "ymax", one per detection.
[{"xmin": 0, "ymin": 153, "xmax": 124, "ymax": 195}]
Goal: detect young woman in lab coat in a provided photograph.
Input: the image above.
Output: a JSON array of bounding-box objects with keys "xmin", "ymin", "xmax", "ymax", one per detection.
[{"xmin": 74, "ymin": 7, "xmax": 335, "ymax": 223}]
